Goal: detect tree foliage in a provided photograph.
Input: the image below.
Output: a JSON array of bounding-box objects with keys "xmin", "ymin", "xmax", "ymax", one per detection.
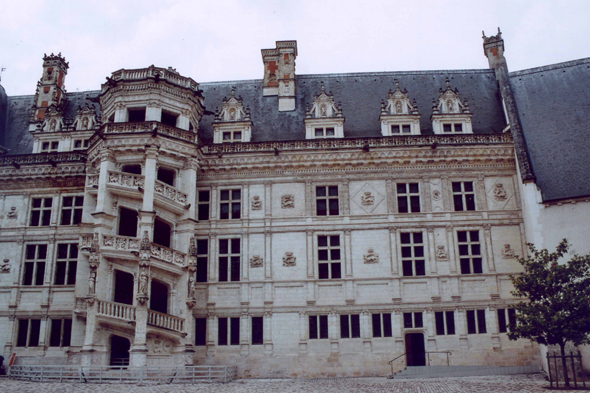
[{"xmin": 508, "ymin": 239, "xmax": 590, "ymax": 348}]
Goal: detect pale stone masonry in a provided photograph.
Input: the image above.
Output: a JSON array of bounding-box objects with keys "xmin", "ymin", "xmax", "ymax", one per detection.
[{"xmin": 8, "ymin": 32, "xmax": 588, "ymax": 377}]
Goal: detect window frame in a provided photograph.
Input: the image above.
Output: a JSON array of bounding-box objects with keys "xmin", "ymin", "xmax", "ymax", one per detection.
[
  {"xmin": 403, "ymin": 312, "xmax": 424, "ymax": 329},
  {"xmin": 390, "ymin": 124, "xmax": 412, "ymax": 134},
  {"xmin": 442, "ymin": 123, "xmax": 464, "ymax": 133},
  {"xmin": 197, "ymin": 189, "xmax": 210, "ymax": 221},
  {"xmin": 314, "ymin": 127, "xmax": 336, "ymax": 138},
  {"xmin": 217, "ymin": 316, "xmax": 240, "ymax": 346},
  {"xmin": 49, "ymin": 318, "xmax": 73, "ymax": 347},
  {"xmin": 54, "ymin": 243, "xmax": 78, "ymax": 286},
  {"xmin": 372, "ymin": 313, "xmax": 393, "ymax": 338},
  {"xmin": 23, "ymin": 244, "xmax": 47, "ymax": 286},
  {"xmin": 16, "ymin": 319, "xmax": 42, "ymax": 347},
  {"xmin": 340, "ymin": 314, "xmax": 361, "ymax": 339},
  {"xmin": 196, "ymin": 238, "xmax": 209, "ymax": 283},
  {"xmin": 317, "ymin": 234, "xmax": 342, "ymax": 280},
  {"xmin": 222, "ymin": 130, "xmax": 243, "ymax": 143},
  {"xmin": 497, "ymin": 308, "xmax": 517, "ymax": 333},
  {"xmin": 457, "ymin": 230, "xmax": 483, "ymax": 274},
  {"xmin": 60, "ymin": 195, "xmax": 84, "ymax": 226},
  {"xmin": 435, "ymin": 311, "xmax": 456, "ymax": 335},
  {"xmin": 452, "ymin": 181, "xmax": 476, "ymax": 211},
  {"xmin": 218, "ymin": 237, "xmax": 240, "ymax": 282},
  {"xmin": 219, "ymin": 189, "xmax": 241, "ymax": 220},
  {"xmin": 309, "ymin": 315, "xmax": 329, "ymax": 340},
  {"xmin": 400, "ymin": 231, "xmax": 426, "ymax": 277},
  {"xmin": 30, "ymin": 197, "xmax": 53, "ymax": 227},
  {"xmin": 466, "ymin": 309, "xmax": 487, "ymax": 334},
  {"xmin": 315, "ymin": 185, "xmax": 340, "ymax": 216},
  {"xmin": 251, "ymin": 316, "xmax": 263, "ymax": 345},
  {"xmin": 396, "ymin": 182, "xmax": 421, "ymax": 213}
]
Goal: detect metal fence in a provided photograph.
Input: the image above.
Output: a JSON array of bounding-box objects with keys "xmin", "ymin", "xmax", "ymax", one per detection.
[
  {"xmin": 546, "ymin": 351, "xmax": 587, "ymax": 389},
  {"xmin": 9, "ymin": 365, "xmax": 238, "ymax": 384}
]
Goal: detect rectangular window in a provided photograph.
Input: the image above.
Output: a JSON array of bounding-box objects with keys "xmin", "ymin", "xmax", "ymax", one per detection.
[
  {"xmin": 467, "ymin": 309, "xmax": 487, "ymax": 334},
  {"xmin": 49, "ymin": 318, "xmax": 72, "ymax": 347},
  {"xmin": 17, "ymin": 319, "xmax": 41, "ymax": 347},
  {"xmin": 23, "ymin": 244, "xmax": 47, "ymax": 286},
  {"xmin": 30, "ymin": 197, "xmax": 53, "ymax": 226},
  {"xmin": 73, "ymin": 139, "xmax": 89, "ymax": 150},
  {"xmin": 497, "ymin": 308, "xmax": 517, "ymax": 333},
  {"xmin": 397, "ymin": 183, "xmax": 420, "ymax": 213},
  {"xmin": 391, "ymin": 124, "xmax": 412, "ymax": 134},
  {"xmin": 222, "ymin": 131, "xmax": 243, "ymax": 142},
  {"xmin": 372, "ymin": 313, "xmax": 393, "ymax": 337},
  {"xmin": 196, "ymin": 239, "xmax": 208, "ymax": 283},
  {"xmin": 317, "ymin": 235, "xmax": 341, "ymax": 279},
  {"xmin": 314, "ymin": 127, "xmax": 336, "ymax": 138},
  {"xmin": 400, "ymin": 232, "xmax": 425, "ymax": 276},
  {"xmin": 128, "ymin": 108, "xmax": 146, "ymax": 122},
  {"xmin": 252, "ymin": 316, "xmax": 263, "ymax": 345},
  {"xmin": 309, "ymin": 315, "xmax": 329, "ymax": 340},
  {"xmin": 54, "ymin": 243, "xmax": 78, "ymax": 285},
  {"xmin": 219, "ymin": 238, "xmax": 240, "ymax": 282},
  {"xmin": 197, "ymin": 190, "xmax": 210, "ymax": 221},
  {"xmin": 195, "ymin": 317, "xmax": 207, "ymax": 346},
  {"xmin": 316, "ymin": 186, "xmax": 339, "ymax": 216},
  {"xmin": 452, "ymin": 181, "xmax": 476, "ymax": 211},
  {"xmin": 435, "ymin": 311, "xmax": 456, "ymax": 335},
  {"xmin": 60, "ymin": 196, "xmax": 83, "ymax": 225},
  {"xmin": 340, "ymin": 314, "xmax": 361, "ymax": 339},
  {"xmin": 443, "ymin": 123, "xmax": 464, "ymax": 133},
  {"xmin": 403, "ymin": 312, "xmax": 424, "ymax": 328},
  {"xmin": 220, "ymin": 189, "xmax": 241, "ymax": 219},
  {"xmin": 218, "ymin": 317, "xmax": 240, "ymax": 345},
  {"xmin": 41, "ymin": 141, "xmax": 59, "ymax": 151},
  {"xmin": 458, "ymin": 230, "xmax": 483, "ymax": 274}
]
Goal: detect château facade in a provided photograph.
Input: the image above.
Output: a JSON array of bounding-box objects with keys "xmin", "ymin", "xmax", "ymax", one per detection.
[{"xmin": 1, "ymin": 30, "xmax": 588, "ymax": 377}]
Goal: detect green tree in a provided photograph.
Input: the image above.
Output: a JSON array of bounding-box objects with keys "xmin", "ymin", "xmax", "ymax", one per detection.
[{"xmin": 508, "ymin": 239, "xmax": 590, "ymax": 386}]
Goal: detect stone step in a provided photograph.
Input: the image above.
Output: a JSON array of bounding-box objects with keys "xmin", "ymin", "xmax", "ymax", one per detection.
[{"xmin": 392, "ymin": 365, "xmax": 541, "ymax": 379}]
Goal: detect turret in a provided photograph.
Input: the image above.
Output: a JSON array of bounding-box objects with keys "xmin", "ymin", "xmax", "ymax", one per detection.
[{"xmin": 29, "ymin": 53, "xmax": 69, "ymax": 131}]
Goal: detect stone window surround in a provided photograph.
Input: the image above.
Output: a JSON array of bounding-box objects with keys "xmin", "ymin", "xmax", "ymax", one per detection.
[
  {"xmin": 219, "ymin": 188, "xmax": 242, "ymax": 220},
  {"xmin": 49, "ymin": 318, "xmax": 73, "ymax": 347},
  {"xmin": 380, "ymin": 116, "xmax": 421, "ymax": 136},
  {"xmin": 308, "ymin": 314, "xmax": 329, "ymax": 340},
  {"xmin": 371, "ymin": 312, "xmax": 393, "ymax": 338},
  {"xmin": 435, "ymin": 310, "xmax": 456, "ymax": 335},
  {"xmin": 396, "ymin": 230, "xmax": 429, "ymax": 277},
  {"xmin": 22, "ymin": 243, "xmax": 48, "ymax": 286},
  {"xmin": 403, "ymin": 311, "xmax": 424, "ymax": 329},
  {"xmin": 105, "ymin": 100, "xmax": 194, "ymax": 131},
  {"xmin": 218, "ymin": 237, "xmax": 241, "ymax": 282},
  {"xmin": 339, "ymin": 314, "xmax": 361, "ymax": 339},
  {"xmin": 16, "ymin": 318, "xmax": 42, "ymax": 348},
  {"xmin": 53, "ymin": 243, "xmax": 78, "ymax": 286},
  {"xmin": 304, "ymin": 118, "xmax": 345, "ymax": 140},
  {"xmin": 395, "ymin": 181, "xmax": 422, "ymax": 214},
  {"xmin": 456, "ymin": 229, "xmax": 484, "ymax": 275},
  {"xmin": 315, "ymin": 185, "xmax": 340, "ymax": 217},
  {"xmin": 29, "ymin": 196, "xmax": 53, "ymax": 227},
  {"xmin": 217, "ymin": 316, "xmax": 240, "ymax": 346},
  {"xmin": 497, "ymin": 308, "xmax": 516, "ymax": 334},
  {"xmin": 452, "ymin": 180, "xmax": 476, "ymax": 211},
  {"xmin": 195, "ymin": 238, "xmax": 209, "ymax": 283},
  {"xmin": 59, "ymin": 194, "xmax": 84, "ymax": 226},
  {"xmin": 316, "ymin": 233, "xmax": 342, "ymax": 280},
  {"xmin": 197, "ymin": 189, "xmax": 211, "ymax": 221},
  {"xmin": 432, "ymin": 114, "xmax": 473, "ymax": 135},
  {"xmin": 466, "ymin": 308, "xmax": 488, "ymax": 334}
]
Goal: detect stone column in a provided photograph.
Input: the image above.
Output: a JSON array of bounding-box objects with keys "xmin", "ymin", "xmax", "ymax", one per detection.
[
  {"xmin": 96, "ymin": 150, "xmax": 116, "ymax": 213},
  {"xmin": 476, "ymin": 176, "xmax": 487, "ymax": 211},
  {"xmin": 393, "ymin": 309, "xmax": 404, "ymax": 353},
  {"xmin": 264, "ymin": 182, "xmax": 272, "ymax": 218},
  {"xmin": 305, "ymin": 180, "xmax": 313, "ymax": 217},
  {"xmin": 240, "ymin": 307, "xmax": 250, "ymax": 355},
  {"xmin": 456, "ymin": 307, "xmax": 469, "ymax": 350},
  {"xmin": 177, "ymin": 110, "xmax": 191, "ymax": 130},
  {"xmin": 389, "ymin": 227, "xmax": 398, "ymax": 276},
  {"xmin": 488, "ymin": 305, "xmax": 501, "ymax": 349},
  {"xmin": 0, "ymin": 193, "xmax": 6, "ymax": 220},
  {"xmin": 142, "ymin": 147, "xmax": 158, "ymax": 212},
  {"xmin": 340, "ymin": 180, "xmax": 350, "ymax": 215},
  {"xmin": 329, "ymin": 310, "xmax": 339, "ymax": 353},
  {"xmin": 145, "ymin": 102, "xmax": 161, "ymax": 122},
  {"xmin": 264, "ymin": 231, "xmax": 272, "ymax": 279},
  {"xmin": 38, "ymin": 315, "xmax": 49, "ymax": 348},
  {"xmin": 386, "ymin": 179, "xmax": 395, "ymax": 213},
  {"xmin": 425, "ymin": 309, "xmax": 436, "ymax": 352},
  {"xmin": 298, "ymin": 311, "xmax": 307, "ymax": 353},
  {"xmin": 206, "ymin": 310, "xmax": 216, "ymax": 356},
  {"xmin": 3, "ymin": 315, "xmax": 15, "ymax": 356},
  {"xmin": 446, "ymin": 225, "xmax": 457, "ymax": 273},
  {"xmin": 426, "ymin": 227, "xmax": 437, "ymax": 275},
  {"xmin": 483, "ymin": 224, "xmax": 496, "ymax": 272},
  {"xmin": 114, "ymin": 103, "xmax": 126, "ymax": 122},
  {"xmin": 209, "ymin": 232, "xmax": 217, "ymax": 282},
  {"xmin": 361, "ymin": 310, "xmax": 371, "ymax": 353},
  {"xmin": 422, "ymin": 177, "xmax": 432, "ymax": 213},
  {"xmin": 264, "ymin": 311, "xmax": 273, "ymax": 354}
]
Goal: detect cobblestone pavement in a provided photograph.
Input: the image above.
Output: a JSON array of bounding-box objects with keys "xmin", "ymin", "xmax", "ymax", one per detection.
[{"xmin": 1, "ymin": 374, "xmax": 587, "ymax": 392}]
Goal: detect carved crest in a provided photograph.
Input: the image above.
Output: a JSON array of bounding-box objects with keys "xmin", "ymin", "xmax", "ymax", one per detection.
[
  {"xmin": 282, "ymin": 252, "xmax": 296, "ymax": 267},
  {"xmin": 363, "ymin": 249, "xmax": 379, "ymax": 264},
  {"xmin": 502, "ymin": 244, "xmax": 515, "ymax": 259},
  {"xmin": 494, "ymin": 183, "xmax": 507, "ymax": 201},
  {"xmin": 250, "ymin": 255, "xmax": 263, "ymax": 268},
  {"xmin": 1, "ymin": 259, "xmax": 10, "ymax": 273},
  {"xmin": 305, "ymin": 82, "xmax": 343, "ymax": 119},
  {"xmin": 251, "ymin": 196, "xmax": 262, "ymax": 210},
  {"xmin": 281, "ymin": 194, "xmax": 295, "ymax": 209},
  {"xmin": 73, "ymin": 102, "xmax": 98, "ymax": 130},
  {"xmin": 436, "ymin": 245, "xmax": 448, "ymax": 260},
  {"xmin": 360, "ymin": 191, "xmax": 375, "ymax": 206},
  {"xmin": 7, "ymin": 207, "xmax": 18, "ymax": 219}
]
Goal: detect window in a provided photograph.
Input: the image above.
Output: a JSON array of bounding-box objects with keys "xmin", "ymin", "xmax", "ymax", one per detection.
[
  {"xmin": 41, "ymin": 141, "xmax": 59, "ymax": 152},
  {"xmin": 497, "ymin": 308, "xmax": 517, "ymax": 333},
  {"xmin": 252, "ymin": 316, "xmax": 263, "ymax": 345},
  {"xmin": 17, "ymin": 319, "xmax": 41, "ymax": 347},
  {"xmin": 403, "ymin": 312, "xmax": 424, "ymax": 328},
  {"xmin": 196, "ymin": 239, "xmax": 208, "ymax": 283},
  {"xmin": 23, "ymin": 244, "xmax": 47, "ymax": 286},
  {"xmin": 54, "ymin": 243, "xmax": 78, "ymax": 285},
  {"xmin": 195, "ymin": 317, "xmax": 207, "ymax": 346},
  {"xmin": 157, "ymin": 167, "xmax": 175, "ymax": 186},
  {"xmin": 49, "ymin": 318, "xmax": 72, "ymax": 347},
  {"xmin": 467, "ymin": 309, "xmax": 487, "ymax": 334},
  {"xmin": 458, "ymin": 230, "xmax": 483, "ymax": 274},
  {"xmin": 73, "ymin": 139, "xmax": 89, "ymax": 150},
  {"xmin": 316, "ymin": 186, "xmax": 339, "ymax": 216},
  {"xmin": 318, "ymin": 235, "xmax": 341, "ymax": 279},
  {"xmin": 121, "ymin": 164, "xmax": 142, "ymax": 174},
  {"xmin": 197, "ymin": 190, "xmax": 210, "ymax": 221},
  {"xmin": 220, "ymin": 189, "xmax": 241, "ymax": 220},
  {"xmin": 219, "ymin": 238, "xmax": 240, "ymax": 282},
  {"xmin": 372, "ymin": 313, "xmax": 393, "ymax": 337},
  {"xmin": 397, "ymin": 183, "xmax": 420, "ymax": 213},
  {"xmin": 30, "ymin": 197, "xmax": 52, "ymax": 226},
  {"xmin": 443, "ymin": 123, "xmax": 463, "ymax": 133},
  {"xmin": 161, "ymin": 111, "xmax": 178, "ymax": 127},
  {"xmin": 435, "ymin": 311, "xmax": 456, "ymax": 335},
  {"xmin": 452, "ymin": 181, "xmax": 475, "ymax": 211},
  {"xmin": 340, "ymin": 314, "xmax": 360, "ymax": 339},
  {"xmin": 153, "ymin": 217, "xmax": 172, "ymax": 248},
  {"xmin": 118, "ymin": 207, "xmax": 138, "ymax": 237},
  {"xmin": 309, "ymin": 315, "xmax": 329, "ymax": 339},
  {"xmin": 128, "ymin": 108, "xmax": 146, "ymax": 122},
  {"xmin": 60, "ymin": 196, "xmax": 83, "ymax": 225},
  {"xmin": 391, "ymin": 124, "xmax": 412, "ymax": 134},
  {"xmin": 222, "ymin": 131, "xmax": 242, "ymax": 142},
  {"xmin": 400, "ymin": 232, "xmax": 425, "ymax": 276},
  {"xmin": 314, "ymin": 127, "xmax": 336, "ymax": 138},
  {"xmin": 218, "ymin": 317, "xmax": 240, "ymax": 345}
]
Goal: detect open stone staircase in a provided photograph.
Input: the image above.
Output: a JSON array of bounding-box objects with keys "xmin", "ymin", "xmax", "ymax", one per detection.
[{"xmin": 391, "ymin": 365, "xmax": 541, "ymax": 379}]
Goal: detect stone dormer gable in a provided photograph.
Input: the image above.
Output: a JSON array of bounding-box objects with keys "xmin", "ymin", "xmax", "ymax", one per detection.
[
  {"xmin": 212, "ymin": 87, "xmax": 252, "ymax": 143},
  {"xmin": 379, "ymin": 80, "xmax": 421, "ymax": 136},
  {"xmin": 40, "ymin": 104, "xmax": 65, "ymax": 132},
  {"xmin": 73, "ymin": 102, "xmax": 99, "ymax": 131},
  {"xmin": 304, "ymin": 82, "xmax": 345, "ymax": 139},
  {"xmin": 431, "ymin": 79, "xmax": 473, "ymax": 134}
]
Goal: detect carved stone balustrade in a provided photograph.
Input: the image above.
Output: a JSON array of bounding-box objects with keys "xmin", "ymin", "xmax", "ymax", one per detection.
[
  {"xmin": 108, "ymin": 66, "xmax": 200, "ymax": 91},
  {"xmin": 86, "ymin": 174, "xmax": 99, "ymax": 187},
  {"xmin": 96, "ymin": 299, "xmax": 136, "ymax": 322},
  {"xmin": 148, "ymin": 309, "xmax": 185, "ymax": 333},
  {"xmin": 154, "ymin": 179, "xmax": 188, "ymax": 205},
  {"xmin": 101, "ymin": 122, "xmax": 198, "ymax": 143},
  {"xmin": 107, "ymin": 170, "xmax": 145, "ymax": 188},
  {"xmin": 0, "ymin": 151, "xmax": 87, "ymax": 167},
  {"xmin": 102, "ymin": 234, "xmax": 141, "ymax": 252},
  {"xmin": 150, "ymin": 243, "xmax": 187, "ymax": 268}
]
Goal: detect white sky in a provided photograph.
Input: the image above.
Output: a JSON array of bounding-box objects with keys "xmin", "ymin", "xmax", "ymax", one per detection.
[{"xmin": 1, "ymin": 0, "xmax": 589, "ymax": 96}]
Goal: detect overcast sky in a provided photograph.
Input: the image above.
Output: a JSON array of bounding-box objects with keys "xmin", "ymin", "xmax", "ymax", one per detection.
[{"xmin": 1, "ymin": 0, "xmax": 589, "ymax": 96}]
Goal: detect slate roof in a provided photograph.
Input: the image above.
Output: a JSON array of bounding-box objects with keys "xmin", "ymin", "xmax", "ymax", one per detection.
[{"xmin": 509, "ymin": 58, "xmax": 590, "ymax": 202}]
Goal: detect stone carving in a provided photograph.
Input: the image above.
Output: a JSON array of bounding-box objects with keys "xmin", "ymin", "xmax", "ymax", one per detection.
[
  {"xmin": 502, "ymin": 244, "xmax": 516, "ymax": 259},
  {"xmin": 432, "ymin": 190, "xmax": 441, "ymax": 200},
  {"xmin": 137, "ymin": 269, "xmax": 149, "ymax": 305},
  {"xmin": 494, "ymin": 183, "xmax": 507, "ymax": 201},
  {"xmin": 1, "ymin": 259, "xmax": 10, "ymax": 273},
  {"xmin": 282, "ymin": 252, "xmax": 296, "ymax": 267},
  {"xmin": 281, "ymin": 194, "xmax": 295, "ymax": 209},
  {"xmin": 7, "ymin": 207, "xmax": 18, "ymax": 219},
  {"xmin": 436, "ymin": 245, "xmax": 448, "ymax": 260},
  {"xmin": 250, "ymin": 255, "xmax": 263, "ymax": 268},
  {"xmin": 251, "ymin": 196, "xmax": 262, "ymax": 210},
  {"xmin": 148, "ymin": 336, "xmax": 172, "ymax": 354},
  {"xmin": 88, "ymin": 269, "xmax": 97, "ymax": 295},
  {"xmin": 360, "ymin": 191, "xmax": 375, "ymax": 206},
  {"xmin": 363, "ymin": 249, "xmax": 379, "ymax": 264}
]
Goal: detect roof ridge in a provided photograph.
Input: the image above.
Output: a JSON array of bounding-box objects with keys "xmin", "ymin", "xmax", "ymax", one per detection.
[{"xmin": 510, "ymin": 57, "xmax": 590, "ymax": 77}]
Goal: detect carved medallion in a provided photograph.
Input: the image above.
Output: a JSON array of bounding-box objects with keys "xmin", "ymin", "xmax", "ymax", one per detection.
[
  {"xmin": 432, "ymin": 190, "xmax": 442, "ymax": 201},
  {"xmin": 494, "ymin": 183, "xmax": 507, "ymax": 201},
  {"xmin": 363, "ymin": 249, "xmax": 379, "ymax": 264},
  {"xmin": 283, "ymin": 252, "xmax": 296, "ymax": 267},
  {"xmin": 250, "ymin": 255, "xmax": 263, "ymax": 268},
  {"xmin": 251, "ymin": 196, "xmax": 262, "ymax": 210},
  {"xmin": 502, "ymin": 244, "xmax": 515, "ymax": 259},
  {"xmin": 281, "ymin": 195, "xmax": 295, "ymax": 209},
  {"xmin": 360, "ymin": 192, "xmax": 375, "ymax": 206},
  {"xmin": 1, "ymin": 259, "xmax": 10, "ymax": 273},
  {"xmin": 7, "ymin": 207, "xmax": 18, "ymax": 219},
  {"xmin": 435, "ymin": 245, "xmax": 448, "ymax": 260}
]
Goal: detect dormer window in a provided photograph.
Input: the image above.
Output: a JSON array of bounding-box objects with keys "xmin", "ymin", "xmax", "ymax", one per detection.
[
  {"xmin": 431, "ymin": 79, "xmax": 473, "ymax": 134},
  {"xmin": 73, "ymin": 103, "xmax": 98, "ymax": 131},
  {"xmin": 213, "ymin": 88, "xmax": 252, "ymax": 143},
  {"xmin": 41, "ymin": 141, "xmax": 59, "ymax": 152},
  {"xmin": 304, "ymin": 82, "xmax": 345, "ymax": 139},
  {"xmin": 380, "ymin": 80, "xmax": 421, "ymax": 136}
]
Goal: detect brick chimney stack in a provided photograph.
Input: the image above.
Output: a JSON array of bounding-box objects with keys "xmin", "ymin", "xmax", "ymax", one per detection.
[{"xmin": 262, "ymin": 40, "xmax": 298, "ymax": 111}]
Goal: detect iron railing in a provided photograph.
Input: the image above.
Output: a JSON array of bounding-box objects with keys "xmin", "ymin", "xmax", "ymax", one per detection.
[
  {"xmin": 388, "ymin": 351, "xmax": 453, "ymax": 377},
  {"xmin": 9, "ymin": 365, "xmax": 238, "ymax": 384},
  {"xmin": 547, "ymin": 351, "xmax": 587, "ymax": 389}
]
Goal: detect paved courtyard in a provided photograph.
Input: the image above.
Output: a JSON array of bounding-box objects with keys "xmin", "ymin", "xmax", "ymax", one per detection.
[{"xmin": 1, "ymin": 373, "xmax": 587, "ymax": 393}]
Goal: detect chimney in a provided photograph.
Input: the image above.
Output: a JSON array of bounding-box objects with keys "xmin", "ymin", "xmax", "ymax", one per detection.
[
  {"xmin": 483, "ymin": 28, "xmax": 506, "ymax": 70},
  {"xmin": 261, "ymin": 40, "xmax": 298, "ymax": 111},
  {"xmin": 29, "ymin": 53, "xmax": 69, "ymax": 131}
]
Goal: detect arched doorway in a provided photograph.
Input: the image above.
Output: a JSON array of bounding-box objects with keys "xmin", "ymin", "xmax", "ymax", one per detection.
[
  {"xmin": 150, "ymin": 280, "xmax": 169, "ymax": 314},
  {"xmin": 110, "ymin": 335, "xmax": 130, "ymax": 366},
  {"xmin": 405, "ymin": 332, "xmax": 426, "ymax": 366}
]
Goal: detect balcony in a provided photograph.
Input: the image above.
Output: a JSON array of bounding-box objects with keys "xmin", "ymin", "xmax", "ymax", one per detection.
[
  {"xmin": 105, "ymin": 170, "xmax": 145, "ymax": 199},
  {"xmin": 97, "ymin": 299, "xmax": 136, "ymax": 322},
  {"xmin": 148, "ymin": 309, "xmax": 185, "ymax": 334},
  {"xmin": 154, "ymin": 179, "xmax": 189, "ymax": 213},
  {"xmin": 101, "ymin": 122, "xmax": 198, "ymax": 143}
]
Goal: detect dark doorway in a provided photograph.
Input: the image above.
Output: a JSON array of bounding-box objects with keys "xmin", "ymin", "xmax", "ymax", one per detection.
[
  {"xmin": 150, "ymin": 280, "xmax": 168, "ymax": 314},
  {"xmin": 405, "ymin": 332, "xmax": 426, "ymax": 366},
  {"xmin": 113, "ymin": 270, "xmax": 134, "ymax": 305},
  {"xmin": 153, "ymin": 218, "xmax": 171, "ymax": 248},
  {"xmin": 118, "ymin": 208, "xmax": 138, "ymax": 237},
  {"xmin": 110, "ymin": 335, "xmax": 130, "ymax": 366},
  {"xmin": 157, "ymin": 167, "xmax": 175, "ymax": 186}
]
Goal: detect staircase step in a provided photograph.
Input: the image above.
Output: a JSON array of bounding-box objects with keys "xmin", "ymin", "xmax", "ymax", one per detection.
[{"xmin": 392, "ymin": 365, "xmax": 540, "ymax": 379}]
